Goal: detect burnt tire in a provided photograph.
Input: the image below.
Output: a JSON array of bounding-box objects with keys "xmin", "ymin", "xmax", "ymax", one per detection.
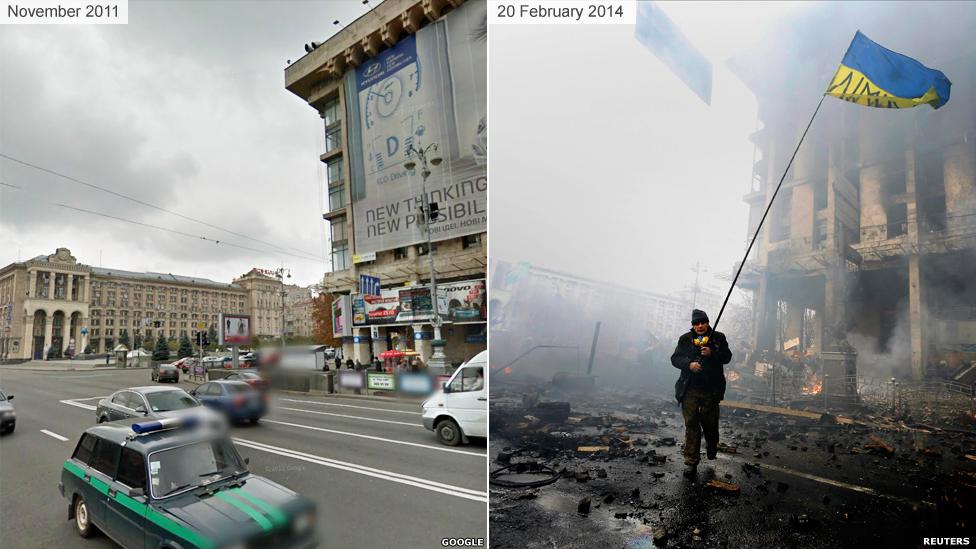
[
  {"xmin": 74, "ymin": 495, "xmax": 96, "ymax": 538},
  {"xmin": 436, "ymin": 418, "xmax": 462, "ymax": 446}
]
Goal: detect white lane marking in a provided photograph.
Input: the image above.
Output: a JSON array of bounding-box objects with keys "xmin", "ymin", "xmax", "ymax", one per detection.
[
  {"xmin": 68, "ymin": 396, "xmax": 108, "ymax": 402},
  {"xmin": 717, "ymin": 454, "xmax": 934, "ymax": 508},
  {"xmin": 40, "ymin": 430, "xmax": 69, "ymax": 442},
  {"xmin": 278, "ymin": 398, "xmax": 421, "ymax": 415},
  {"xmin": 233, "ymin": 437, "xmax": 487, "ymax": 503},
  {"xmin": 262, "ymin": 418, "xmax": 486, "ymax": 457},
  {"xmin": 60, "ymin": 399, "xmax": 97, "ymax": 411},
  {"xmin": 277, "ymin": 407, "xmax": 421, "ymax": 427}
]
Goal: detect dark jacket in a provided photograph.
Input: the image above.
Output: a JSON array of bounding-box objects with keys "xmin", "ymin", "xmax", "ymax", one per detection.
[{"xmin": 670, "ymin": 328, "xmax": 732, "ymax": 402}]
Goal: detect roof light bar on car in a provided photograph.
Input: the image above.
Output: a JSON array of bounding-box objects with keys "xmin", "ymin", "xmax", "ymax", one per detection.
[{"xmin": 131, "ymin": 415, "xmax": 199, "ymax": 434}]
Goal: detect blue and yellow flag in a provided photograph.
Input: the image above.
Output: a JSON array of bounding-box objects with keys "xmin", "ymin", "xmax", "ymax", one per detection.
[{"xmin": 826, "ymin": 31, "xmax": 951, "ymax": 109}]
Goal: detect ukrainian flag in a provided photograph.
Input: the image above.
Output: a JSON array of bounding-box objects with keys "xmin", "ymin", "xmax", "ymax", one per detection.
[{"xmin": 826, "ymin": 31, "xmax": 951, "ymax": 109}]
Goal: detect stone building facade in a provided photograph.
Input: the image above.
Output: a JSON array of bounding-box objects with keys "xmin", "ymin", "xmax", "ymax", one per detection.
[
  {"xmin": 0, "ymin": 248, "xmax": 246, "ymax": 359},
  {"xmin": 0, "ymin": 250, "xmax": 318, "ymax": 360}
]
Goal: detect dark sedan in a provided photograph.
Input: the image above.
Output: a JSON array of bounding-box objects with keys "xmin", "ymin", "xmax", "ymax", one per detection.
[
  {"xmin": 152, "ymin": 364, "xmax": 180, "ymax": 383},
  {"xmin": 190, "ymin": 380, "xmax": 267, "ymax": 424},
  {"xmin": 0, "ymin": 390, "xmax": 15, "ymax": 434},
  {"xmin": 96, "ymin": 387, "xmax": 212, "ymax": 424}
]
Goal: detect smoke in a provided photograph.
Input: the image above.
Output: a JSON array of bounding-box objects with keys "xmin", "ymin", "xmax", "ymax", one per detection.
[
  {"xmin": 848, "ymin": 304, "xmax": 914, "ymax": 380},
  {"xmin": 489, "ymin": 259, "xmax": 754, "ymax": 400}
]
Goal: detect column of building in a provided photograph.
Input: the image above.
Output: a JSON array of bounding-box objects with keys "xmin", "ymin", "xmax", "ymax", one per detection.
[
  {"xmin": 353, "ymin": 327, "xmax": 371, "ymax": 364},
  {"xmin": 904, "ymin": 143, "xmax": 927, "ymax": 380}
]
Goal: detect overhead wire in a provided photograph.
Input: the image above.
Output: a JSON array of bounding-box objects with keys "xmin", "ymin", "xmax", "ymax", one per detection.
[
  {"xmin": 0, "ymin": 152, "xmax": 326, "ymax": 261},
  {"xmin": 53, "ymin": 203, "xmax": 324, "ymax": 263},
  {"xmin": 3, "ymin": 176, "xmax": 328, "ymax": 264}
]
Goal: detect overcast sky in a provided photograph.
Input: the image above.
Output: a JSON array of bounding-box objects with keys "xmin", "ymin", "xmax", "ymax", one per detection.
[
  {"xmin": 0, "ymin": 1, "xmax": 374, "ymax": 287},
  {"xmin": 490, "ymin": 1, "xmax": 805, "ymax": 298}
]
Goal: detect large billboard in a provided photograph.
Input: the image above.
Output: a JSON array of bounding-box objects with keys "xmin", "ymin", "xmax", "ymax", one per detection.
[
  {"xmin": 441, "ymin": 279, "xmax": 486, "ymax": 323},
  {"xmin": 351, "ymin": 278, "xmax": 486, "ymax": 326},
  {"xmin": 347, "ymin": 0, "xmax": 487, "ymax": 254},
  {"xmin": 219, "ymin": 314, "xmax": 251, "ymax": 346},
  {"xmin": 351, "ymin": 286, "xmax": 446, "ymax": 326}
]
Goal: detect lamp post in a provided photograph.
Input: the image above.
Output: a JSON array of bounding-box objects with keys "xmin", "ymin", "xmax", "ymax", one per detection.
[
  {"xmin": 404, "ymin": 143, "xmax": 448, "ymax": 373},
  {"xmin": 274, "ymin": 267, "xmax": 291, "ymax": 349}
]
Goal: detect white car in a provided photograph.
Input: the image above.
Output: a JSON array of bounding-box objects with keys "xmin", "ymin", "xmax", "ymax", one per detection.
[{"xmin": 422, "ymin": 351, "xmax": 487, "ymax": 446}]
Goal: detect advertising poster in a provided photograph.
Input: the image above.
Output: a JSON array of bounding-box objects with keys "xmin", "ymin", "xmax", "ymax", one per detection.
[
  {"xmin": 347, "ymin": 0, "xmax": 487, "ymax": 254},
  {"xmin": 352, "ymin": 285, "xmax": 448, "ymax": 326},
  {"xmin": 442, "ymin": 279, "xmax": 487, "ymax": 323},
  {"xmin": 366, "ymin": 372, "xmax": 396, "ymax": 390},
  {"xmin": 219, "ymin": 314, "xmax": 251, "ymax": 345},
  {"xmin": 332, "ymin": 295, "xmax": 352, "ymax": 338},
  {"xmin": 337, "ymin": 370, "xmax": 365, "ymax": 389},
  {"xmin": 397, "ymin": 372, "xmax": 435, "ymax": 395}
]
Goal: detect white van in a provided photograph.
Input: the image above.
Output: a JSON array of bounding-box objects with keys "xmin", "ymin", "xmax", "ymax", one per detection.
[{"xmin": 422, "ymin": 350, "xmax": 487, "ymax": 446}]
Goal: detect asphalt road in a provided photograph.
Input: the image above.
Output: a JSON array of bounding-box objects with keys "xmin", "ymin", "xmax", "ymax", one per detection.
[{"xmin": 0, "ymin": 367, "xmax": 487, "ymax": 549}]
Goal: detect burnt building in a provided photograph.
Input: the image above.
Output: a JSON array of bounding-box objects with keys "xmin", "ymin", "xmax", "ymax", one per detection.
[{"xmin": 730, "ymin": 3, "xmax": 976, "ymax": 382}]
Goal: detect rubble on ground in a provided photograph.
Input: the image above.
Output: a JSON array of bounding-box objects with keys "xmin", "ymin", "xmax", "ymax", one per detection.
[{"xmin": 490, "ymin": 382, "xmax": 976, "ymax": 548}]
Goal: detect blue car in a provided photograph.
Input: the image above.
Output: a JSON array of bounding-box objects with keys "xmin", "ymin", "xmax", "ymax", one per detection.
[{"xmin": 190, "ymin": 380, "xmax": 266, "ymax": 424}]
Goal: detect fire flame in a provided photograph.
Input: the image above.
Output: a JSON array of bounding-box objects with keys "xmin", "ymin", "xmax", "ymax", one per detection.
[
  {"xmin": 727, "ymin": 371, "xmax": 741, "ymax": 382},
  {"xmin": 801, "ymin": 376, "xmax": 823, "ymax": 395},
  {"xmin": 503, "ymin": 367, "xmax": 513, "ymax": 375}
]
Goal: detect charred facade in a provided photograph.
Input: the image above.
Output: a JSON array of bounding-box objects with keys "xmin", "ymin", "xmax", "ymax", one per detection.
[{"xmin": 730, "ymin": 3, "xmax": 976, "ymax": 383}]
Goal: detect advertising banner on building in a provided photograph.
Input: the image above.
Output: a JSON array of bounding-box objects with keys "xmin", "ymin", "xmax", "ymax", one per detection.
[
  {"xmin": 332, "ymin": 295, "xmax": 352, "ymax": 338},
  {"xmin": 350, "ymin": 285, "xmax": 446, "ymax": 326},
  {"xmin": 219, "ymin": 314, "xmax": 251, "ymax": 345},
  {"xmin": 441, "ymin": 279, "xmax": 487, "ymax": 323},
  {"xmin": 348, "ymin": 0, "xmax": 487, "ymax": 254}
]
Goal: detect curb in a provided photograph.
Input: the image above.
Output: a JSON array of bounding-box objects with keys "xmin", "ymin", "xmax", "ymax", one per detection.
[
  {"xmin": 177, "ymin": 378, "xmax": 423, "ymax": 405},
  {"xmin": 282, "ymin": 390, "xmax": 424, "ymax": 405},
  {"xmin": 0, "ymin": 366, "xmax": 153, "ymax": 372}
]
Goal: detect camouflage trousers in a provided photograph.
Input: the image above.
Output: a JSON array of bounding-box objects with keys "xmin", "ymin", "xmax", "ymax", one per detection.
[{"xmin": 681, "ymin": 387, "xmax": 720, "ymax": 466}]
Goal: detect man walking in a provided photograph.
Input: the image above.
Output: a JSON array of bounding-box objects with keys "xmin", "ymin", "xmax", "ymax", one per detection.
[{"xmin": 671, "ymin": 309, "xmax": 732, "ymax": 477}]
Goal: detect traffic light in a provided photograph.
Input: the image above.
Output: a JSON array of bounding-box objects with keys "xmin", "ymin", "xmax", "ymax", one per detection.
[
  {"xmin": 428, "ymin": 201, "xmax": 440, "ymax": 221},
  {"xmin": 202, "ymin": 331, "xmax": 209, "ymax": 346}
]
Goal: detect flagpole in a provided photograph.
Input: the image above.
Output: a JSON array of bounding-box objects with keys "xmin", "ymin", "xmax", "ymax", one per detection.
[{"xmin": 712, "ymin": 93, "xmax": 827, "ymax": 332}]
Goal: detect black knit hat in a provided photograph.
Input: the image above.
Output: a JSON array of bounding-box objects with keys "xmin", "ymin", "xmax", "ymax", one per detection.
[{"xmin": 691, "ymin": 309, "xmax": 709, "ymax": 324}]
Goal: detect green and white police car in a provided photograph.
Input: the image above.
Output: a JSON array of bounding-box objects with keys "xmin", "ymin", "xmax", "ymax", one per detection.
[{"xmin": 59, "ymin": 416, "xmax": 318, "ymax": 548}]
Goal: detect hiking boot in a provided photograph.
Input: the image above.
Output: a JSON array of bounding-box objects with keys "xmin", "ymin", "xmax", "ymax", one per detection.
[
  {"xmin": 682, "ymin": 464, "xmax": 698, "ymax": 478},
  {"xmin": 706, "ymin": 447, "xmax": 718, "ymax": 460}
]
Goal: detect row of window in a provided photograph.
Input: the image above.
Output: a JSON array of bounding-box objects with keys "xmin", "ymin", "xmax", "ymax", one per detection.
[
  {"xmin": 91, "ymin": 329, "xmax": 193, "ymax": 339},
  {"xmin": 91, "ymin": 310, "xmax": 239, "ymax": 320},
  {"xmin": 327, "ymin": 234, "xmax": 483, "ymax": 274}
]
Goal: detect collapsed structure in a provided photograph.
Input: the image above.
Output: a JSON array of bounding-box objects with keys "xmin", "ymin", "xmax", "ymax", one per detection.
[{"xmin": 729, "ymin": 3, "xmax": 976, "ymax": 384}]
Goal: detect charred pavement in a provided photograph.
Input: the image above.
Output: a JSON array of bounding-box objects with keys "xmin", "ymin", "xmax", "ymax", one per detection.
[{"xmin": 488, "ymin": 382, "xmax": 976, "ymax": 548}]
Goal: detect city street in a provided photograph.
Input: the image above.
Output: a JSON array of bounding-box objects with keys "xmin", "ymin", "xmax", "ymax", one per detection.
[{"xmin": 0, "ymin": 367, "xmax": 487, "ymax": 549}]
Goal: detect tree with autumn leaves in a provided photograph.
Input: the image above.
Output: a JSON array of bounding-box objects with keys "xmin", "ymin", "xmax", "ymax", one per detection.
[{"xmin": 311, "ymin": 293, "xmax": 343, "ymax": 349}]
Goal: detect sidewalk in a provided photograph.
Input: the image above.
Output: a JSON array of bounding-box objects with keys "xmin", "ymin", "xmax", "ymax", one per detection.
[
  {"xmin": 0, "ymin": 358, "xmax": 150, "ymax": 372},
  {"xmin": 178, "ymin": 375, "xmax": 424, "ymax": 405}
]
